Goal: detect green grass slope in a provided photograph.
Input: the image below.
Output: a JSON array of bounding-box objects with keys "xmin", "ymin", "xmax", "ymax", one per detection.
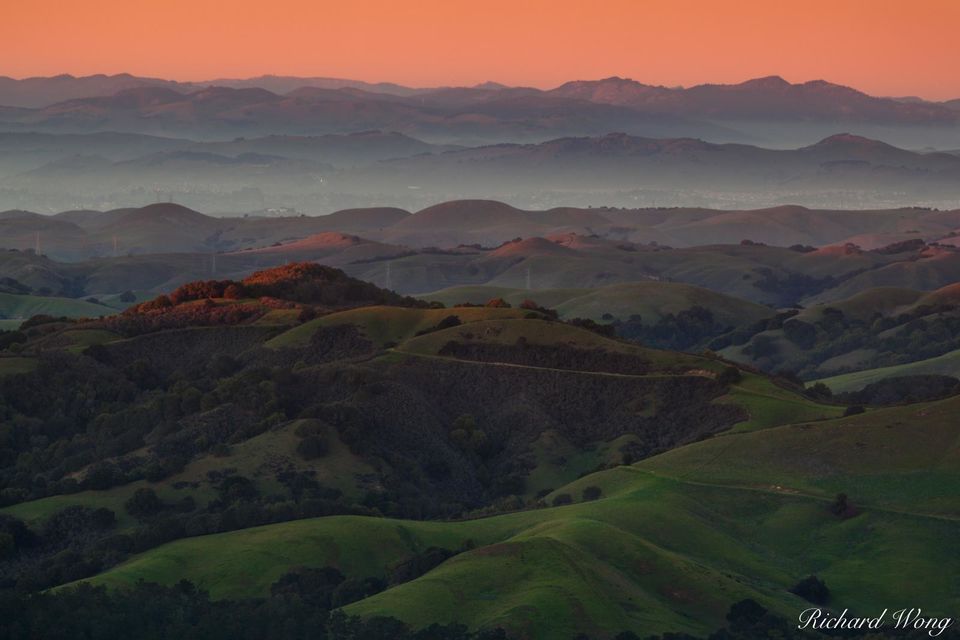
[
  {"xmin": 793, "ymin": 287, "xmax": 923, "ymax": 323},
  {"xmin": 76, "ymin": 395, "xmax": 960, "ymax": 638},
  {"xmin": 0, "ymin": 356, "xmax": 37, "ymax": 377},
  {"xmin": 0, "ymin": 292, "xmax": 112, "ymax": 320},
  {"xmin": 817, "ymin": 347, "xmax": 960, "ymax": 392},
  {"xmin": 637, "ymin": 394, "xmax": 960, "ymax": 516},
  {"xmin": 420, "ymin": 282, "xmax": 772, "ymax": 325},
  {"xmin": 394, "ymin": 317, "xmax": 840, "ymax": 433},
  {"xmin": 394, "ymin": 317, "xmax": 711, "ymax": 370},
  {"xmin": 718, "ymin": 373, "xmax": 844, "ymax": 432},
  {"xmin": 267, "ymin": 306, "xmax": 530, "ymax": 348}
]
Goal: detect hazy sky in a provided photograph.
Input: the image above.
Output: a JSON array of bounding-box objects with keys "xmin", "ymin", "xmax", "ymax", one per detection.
[{"xmin": 3, "ymin": 0, "xmax": 959, "ymax": 99}]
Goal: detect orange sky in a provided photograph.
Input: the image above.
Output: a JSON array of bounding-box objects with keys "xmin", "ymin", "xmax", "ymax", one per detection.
[{"xmin": 3, "ymin": 0, "xmax": 959, "ymax": 99}]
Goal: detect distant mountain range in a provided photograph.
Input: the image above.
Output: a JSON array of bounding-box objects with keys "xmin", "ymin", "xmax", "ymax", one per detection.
[
  {"xmin": 550, "ymin": 75, "xmax": 959, "ymax": 123},
  {"xmin": 0, "ymin": 82, "xmax": 722, "ymax": 144},
  {"xmin": 342, "ymin": 132, "xmax": 960, "ymax": 201},
  {"xmin": 4, "ymin": 131, "xmax": 960, "ymax": 212},
  {"xmin": 2, "ymin": 72, "xmax": 957, "ymax": 117},
  {"xmin": 0, "ymin": 73, "xmax": 434, "ymax": 108},
  {"xmin": 1, "ymin": 74, "xmax": 959, "ymax": 148}
]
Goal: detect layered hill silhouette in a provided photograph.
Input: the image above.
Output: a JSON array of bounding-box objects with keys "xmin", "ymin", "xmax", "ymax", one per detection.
[
  {"xmin": 9, "ymin": 225, "xmax": 960, "ymax": 392},
  {"xmin": 550, "ymin": 75, "xmax": 959, "ymax": 123},
  {"xmin": 3, "ymin": 74, "xmax": 960, "ymax": 149},
  {"xmin": 6, "ymin": 131, "xmax": 960, "ymax": 212},
  {"xmin": 4, "ymin": 199, "xmax": 960, "ymax": 262},
  {"xmin": 3, "ymin": 73, "xmax": 957, "ymax": 123},
  {"xmin": 0, "ymin": 84, "xmax": 720, "ymax": 143}
]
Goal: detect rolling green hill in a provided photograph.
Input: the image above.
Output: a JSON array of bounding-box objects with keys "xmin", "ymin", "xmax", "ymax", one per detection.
[
  {"xmin": 721, "ymin": 282, "xmax": 960, "ymax": 384},
  {"xmin": 817, "ymin": 347, "xmax": 960, "ymax": 393},
  {"xmin": 0, "ymin": 305, "xmax": 835, "ymax": 526},
  {"xmin": 0, "ymin": 292, "xmax": 113, "ymax": 320},
  {"xmin": 74, "ymin": 394, "xmax": 960, "ymax": 638},
  {"xmin": 0, "ymin": 356, "xmax": 37, "ymax": 376},
  {"xmin": 1, "ymin": 312, "xmax": 838, "ymax": 533},
  {"xmin": 716, "ymin": 373, "xmax": 843, "ymax": 432},
  {"xmin": 267, "ymin": 305, "xmax": 530, "ymax": 348},
  {"xmin": 419, "ymin": 281, "xmax": 772, "ymax": 326},
  {"xmin": 638, "ymin": 394, "xmax": 960, "ymax": 515},
  {"xmin": 394, "ymin": 317, "xmax": 687, "ymax": 360}
]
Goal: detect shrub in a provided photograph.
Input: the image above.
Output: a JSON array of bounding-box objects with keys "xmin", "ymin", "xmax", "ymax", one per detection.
[
  {"xmin": 0, "ymin": 532, "xmax": 14, "ymax": 560},
  {"xmin": 217, "ymin": 476, "xmax": 258, "ymax": 504},
  {"xmin": 297, "ymin": 435, "xmax": 329, "ymax": 460},
  {"xmin": 717, "ymin": 366, "xmax": 742, "ymax": 386},
  {"xmin": 223, "ymin": 284, "xmax": 246, "ymax": 300},
  {"xmin": 789, "ymin": 575, "xmax": 830, "ymax": 604},
  {"xmin": 829, "ymin": 492, "xmax": 858, "ymax": 519},
  {"xmin": 782, "ymin": 319, "xmax": 817, "ymax": 349},
  {"xmin": 83, "ymin": 462, "xmax": 124, "ymax": 490},
  {"xmin": 534, "ymin": 488, "xmax": 553, "ymax": 500},
  {"xmin": 805, "ymin": 382, "xmax": 832, "ymax": 399},
  {"xmin": 551, "ymin": 493, "xmax": 573, "ymax": 506},
  {"xmin": 415, "ymin": 315, "xmax": 462, "ymax": 336},
  {"xmin": 581, "ymin": 486, "xmax": 602, "ymax": 501},
  {"xmin": 388, "ymin": 547, "xmax": 455, "ymax": 585},
  {"xmin": 270, "ymin": 566, "xmax": 345, "ymax": 608},
  {"xmin": 124, "ymin": 488, "xmax": 164, "ymax": 519},
  {"xmin": 331, "ymin": 576, "xmax": 387, "ymax": 608},
  {"xmin": 726, "ymin": 599, "xmax": 767, "ymax": 626},
  {"xmin": 208, "ymin": 354, "xmax": 241, "ymax": 378}
]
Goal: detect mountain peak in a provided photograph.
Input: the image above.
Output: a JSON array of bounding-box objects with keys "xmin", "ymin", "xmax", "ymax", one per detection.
[
  {"xmin": 115, "ymin": 202, "xmax": 216, "ymax": 227},
  {"xmin": 740, "ymin": 75, "xmax": 790, "ymax": 88},
  {"xmin": 807, "ymin": 133, "xmax": 893, "ymax": 149}
]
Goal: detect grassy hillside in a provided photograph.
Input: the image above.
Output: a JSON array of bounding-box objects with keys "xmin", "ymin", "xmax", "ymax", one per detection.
[
  {"xmin": 393, "ymin": 315, "xmax": 730, "ymax": 368},
  {"xmin": 71, "ymin": 393, "xmax": 960, "ymax": 638},
  {"xmin": 419, "ymin": 281, "xmax": 772, "ymax": 326},
  {"xmin": 717, "ymin": 373, "xmax": 844, "ymax": 432},
  {"xmin": 639, "ymin": 394, "xmax": 960, "ymax": 515},
  {"xmin": 267, "ymin": 305, "xmax": 530, "ymax": 348},
  {"xmin": 2, "ymin": 314, "xmax": 835, "ymax": 527},
  {"xmin": 793, "ymin": 286, "xmax": 923, "ymax": 322},
  {"xmin": 0, "ymin": 307, "xmax": 835, "ymax": 518},
  {"xmin": 419, "ymin": 285, "xmax": 583, "ymax": 311},
  {"xmin": 0, "ymin": 292, "xmax": 113, "ymax": 319},
  {"xmin": 817, "ymin": 347, "xmax": 960, "ymax": 392},
  {"xmin": 0, "ymin": 356, "xmax": 37, "ymax": 376},
  {"xmin": 391, "ymin": 316, "xmax": 843, "ymax": 434},
  {"xmin": 722, "ymin": 282, "xmax": 960, "ymax": 383}
]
